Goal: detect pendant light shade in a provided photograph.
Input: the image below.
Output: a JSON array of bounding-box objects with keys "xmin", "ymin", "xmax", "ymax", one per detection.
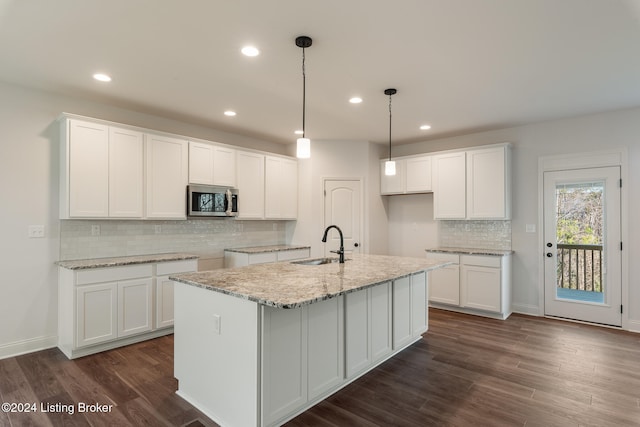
[
  {"xmin": 384, "ymin": 88, "xmax": 397, "ymax": 176},
  {"xmin": 295, "ymin": 36, "xmax": 312, "ymax": 158}
]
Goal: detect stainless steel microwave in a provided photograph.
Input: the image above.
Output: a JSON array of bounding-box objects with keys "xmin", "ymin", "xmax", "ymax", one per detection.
[{"xmin": 187, "ymin": 185, "xmax": 238, "ymax": 217}]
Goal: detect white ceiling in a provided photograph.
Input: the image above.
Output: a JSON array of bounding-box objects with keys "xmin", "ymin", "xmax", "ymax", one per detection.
[{"xmin": 1, "ymin": 0, "xmax": 639, "ymax": 145}]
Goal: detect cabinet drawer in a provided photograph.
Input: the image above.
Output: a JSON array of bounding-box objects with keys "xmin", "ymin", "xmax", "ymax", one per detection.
[
  {"xmin": 156, "ymin": 259, "xmax": 198, "ymax": 275},
  {"xmin": 277, "ymin": 249, "xmax": 310, "ymax": 262},
  {"xmin": 460, "ymin": 255, "xmax": 501, "ymax": 268},
  {"xmin": 426, "ymin": 252, "xmax": 459, "ymax": 264},
  {"xmin": 76, "ymin": 264, "xmax": 153, "ymax": 285},
  {"xmin": 248, "ymin": 252, "xmax": 278, "ymax": 265}
]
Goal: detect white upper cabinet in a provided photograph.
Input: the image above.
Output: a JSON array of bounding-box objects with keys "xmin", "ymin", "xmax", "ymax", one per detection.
[
  {"xmin": 466, "ymin": 145, "xmax": 511, "ymax": 219},
  {"xmin": 380, "ymin": 159, "xmax": 405, "ymax": 195},
  {"xmin": 433, "ymin": 151, "xmax": 467, "ymax": 219},
  {"xmin": 433, "ymin": 144, "xmax": 511, "ymax": 220},
  {"xmin": 188, "ymin": 141, "xmax": 215, "ymax": 185},
  {"xmin": 65, "ymin": 119, "xmax": 110, "ymax": 218},
  {"xmin": 405, "ymin": 156, "xmax": 432, "ymax": 193},
  {"xmin": 145, "ymin": 133, "xmax": 188, "ymax": 219},
  {"xmin": 380, "ymin": 155, "xmax": 432, "ymax": 195},
  {"xmin": 188, "ymin": 142, "xmax": 237, "ymax": 187},
  {"xmin": 265, "ymin": 156, "xmax": 298, "ymax": 219},
  {"xmin": 109, "ymin": 127, "xmax": 144, "ymax": 218},
  {"xmin": 236, "ymin": 150, "xmax": 265, "ymax": 219},
  {"xmin": 60, "ymin": 118, "xmax": 143, "ymax": 219}
]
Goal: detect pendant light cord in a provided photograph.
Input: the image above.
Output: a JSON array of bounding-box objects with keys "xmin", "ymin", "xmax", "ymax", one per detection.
[
  {"xmin": 302, "ymin": 47, "xmax": 306, "ymax": 138},
  {"xmin": 388, "ymin": 93, "xmax": 392, "ymax": 161}
]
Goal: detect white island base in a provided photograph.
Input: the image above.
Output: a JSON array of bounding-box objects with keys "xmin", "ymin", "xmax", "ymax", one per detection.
[{"xmin": 173, "ymin": 272, "xmax": 428, "ymax": 427}]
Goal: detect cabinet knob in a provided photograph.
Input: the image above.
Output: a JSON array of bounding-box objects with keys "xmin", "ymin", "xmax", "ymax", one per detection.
[
  {"xmin": 546, "ymin": 252, "xmax": 553, "ymax": 258},
  {"xmin": 354, "ymin": 243, "xmax": 359, "ymax": 248},
  {"xmin": 546, "ymin": 242, "xmax": 553, "ymax": 248}
]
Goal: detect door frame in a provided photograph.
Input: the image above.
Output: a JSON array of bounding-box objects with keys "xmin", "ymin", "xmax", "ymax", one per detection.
[
  {"xmin": 322, "ymin": 177, "xmax": 365, "ymax": 255},
  {"xmin": 537, "ymin": 148, "xmax": 629, "ymax": 329}
]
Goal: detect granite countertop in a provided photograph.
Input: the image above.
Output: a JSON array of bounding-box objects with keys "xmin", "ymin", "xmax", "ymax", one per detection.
[
  {"xmin": 171, "ymin": 253, "xmax": 450, "ymax": 309},
  {"xmin": 56, "ymin": 253, "xmax": 199, "ymax": 270},
  {"xmin": 426, "ymin": 247, "xmax": 514, "ymax": 256},
  {"xmin": 224, "ymin": 244, "xmax": 311, "ymax": 254}
]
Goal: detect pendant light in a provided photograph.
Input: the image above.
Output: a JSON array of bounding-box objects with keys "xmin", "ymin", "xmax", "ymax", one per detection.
[
  {"xmin": 384, "ymin": 88, "xmax": 397, "ymax": 175},
  {"xmin": 295, "ymin": 36, "xmax": 312, "ymax": 158}
]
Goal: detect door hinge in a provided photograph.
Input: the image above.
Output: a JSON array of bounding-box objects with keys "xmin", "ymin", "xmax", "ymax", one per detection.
[
  {"xmin": 621, "ymin": 305, "xmax": 624, "ymax": 314},
  {"xmin": 620, "ymin": 241, "xmax": 623, "ymax": 251},
  {"xmin": 324, "ymin": 189, "xmax": 326, "ymax": 197},
  {"xmin": 619, "ymin": 178, "xmax": 622, "ymax": 188}
]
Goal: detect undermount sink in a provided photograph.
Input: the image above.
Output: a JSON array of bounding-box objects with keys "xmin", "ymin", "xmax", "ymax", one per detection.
[{"xmin": 292, "ymin": 257, "xmax": 348, "ymax": 266}]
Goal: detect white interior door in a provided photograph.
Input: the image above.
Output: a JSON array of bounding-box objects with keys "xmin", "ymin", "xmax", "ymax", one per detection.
[
  {"xmin": 323, "ymin": 179, "xmax": 362, "ymax": 256},
  {"xmin": 543, "ymin": 166, "xmax": 621, "ymax": 326}
]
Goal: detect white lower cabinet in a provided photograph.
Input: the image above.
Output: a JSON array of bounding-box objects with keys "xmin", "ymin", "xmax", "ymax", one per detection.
[
  {"xmin": 345, "ymin": 282, "xmax": 392, "ymax": 378},
  {"xmin": 393, "ymin": 273, "xmax": 427, "ymax": 350},
  {"xmin": 117, "ymin": 278, "xmax": 153, "ymax": 338},
  {"xmin": 76, "ymin": 282, "xmax": 118, "ymax": 347},
  {"xmin": 427, "ymin": 252, "xmax": 512, "ymax": 319},
  {"xmin": 59, "ymin": 259, "xmax": 197, "ymax": 359},
  {"xmin": 261, "ymin": 273, "xmax": 426, "ymax": 426}
]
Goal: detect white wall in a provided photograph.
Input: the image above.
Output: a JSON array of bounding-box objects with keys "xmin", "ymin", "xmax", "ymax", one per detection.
[
  {"xmin": 0, "ymin": 81, "xmax": 289, "ymax": 358},
  {"xmin": 388, "ymin": 107, "xmax": 640, "ymax": 329}
]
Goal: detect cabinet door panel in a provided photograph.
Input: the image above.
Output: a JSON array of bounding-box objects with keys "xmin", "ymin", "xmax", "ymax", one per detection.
[
  {"xmin": 308, "ymin": 297, "xmax": 344, "ymax": 400},
  {"xmin": 261, "ymin": 306, "xmax": 307, "ymax": 426},
  {"xmin": 213, "ymin": 146, "xmax": 236, "ymax": 187},
  {"xmin": 428, "ymin": 265, "xmax": 460, "ymax": 305},
  {"xmin": 467, "ymin": 146, "xmax": 507, "ymax": 219},
  {"xmin": 146, "ymin": 135, "xmax": 188, "ymax": 219},
  {"xmin": 109, "ymin": 127, "xmax": 144, "ymax": 218},
  {"xmin": 76, "ymin": 283, "xmax": 117, "ymax": 347},
  {"xmin": 392, "ymin": 276, "xmax": 412, "ymax": 349},
  {"xmin": 155, "ymin": 275, "xmax": 175, "ymax": 329},
  {"xmin": 433, "ymin": 152, "xmax": 466, "ymax": 219},
  {"xmin": 461, "ymin": 265, "xmax": 501, "ymax": 312},
  {"xmin": 236, "ymin": 151, "xmax": 265, "ymax": 219},
  {"xmin": 370, "ymin": 282, "xmax": 392, "ymax": 362},
  {"xmin": 188, "ymin": 141, "xmax": 214, "ymax": 185},
  {"xmin": 345, "ymin": 289, "xmax": 370, "ymax": 378},
  {"xmin": 380, "ymin": 160, "xmax": 405, "ymax": 195},
  {"xmin": 411, "ymin": 272, "xmax": 428, "ymax": 336},
  {"xmin": 69, "ymin": 120, "xmax": 109, "ymax": 217},
  {"xmin": 405, "ymin": 156, "xmax": 432, "ymax": 193},
  {"xmin": 117, "ymin": 278, "xmax": 153, "ymax": 337}
]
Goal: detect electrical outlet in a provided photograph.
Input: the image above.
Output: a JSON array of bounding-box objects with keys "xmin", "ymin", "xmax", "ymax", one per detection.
[
  {"xmin": 91, "ymin": 225, "xmax": 100, "ymax": 236},
  {"xmin": 154, "ymin": 225, "xmax": 162, "ymax": 234},
  {"xmin": 212, "ymin": 314, "xmax": 221, "ymax": 335},
  {"xmin": 28, "ymin": 225, "xmax": 45, "ymax": 238},
  {"xmin": 273, "ymin": 223, "xmax": 278, "ymax": 231}
]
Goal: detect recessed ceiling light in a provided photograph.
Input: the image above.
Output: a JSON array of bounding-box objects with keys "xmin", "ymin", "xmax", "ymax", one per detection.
[
  {"xmin": 420, "ymin": 124, "xmax": 432, "ymax": 130},
  {"xmin": 294, "ymin": 130, "xmax": 304, "ymax": 135},
  {"xmin": 93, "ymin": 73, "xmax": 111, "ymax": 82},
  {"xmin": 241, "ymin": 46, "xmax": 260, "ymax": 57},
  {"xmin": 224, "ymin": 110, "xmax": 237, "ymax": 117},
  {"xmin": 349, "ymin": 97, "xmax": 363, "ymax": 104}
]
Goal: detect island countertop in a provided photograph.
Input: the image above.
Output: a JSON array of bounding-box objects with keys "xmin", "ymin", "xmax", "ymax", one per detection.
[{"xmin": 170, "ymin": 253, "xmax": 450, "ymax": 308}]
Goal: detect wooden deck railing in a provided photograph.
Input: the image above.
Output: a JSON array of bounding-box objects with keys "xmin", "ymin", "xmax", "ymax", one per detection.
[{"xmin": 557, "ymin": 244, "xmax": 603, "ymax": 292}]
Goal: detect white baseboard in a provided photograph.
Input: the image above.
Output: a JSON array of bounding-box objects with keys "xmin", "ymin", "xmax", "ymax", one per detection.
[
  {"xmin": 512, "ymin": 303, "xmax": 540, "ymax": 316},
  {"xmin": 627, "ymin": 319, "xmax": 640, "ymax": 333},
  {"xmin": 0, "ymin": 335, "xmax": 57, "ymax": 360}
]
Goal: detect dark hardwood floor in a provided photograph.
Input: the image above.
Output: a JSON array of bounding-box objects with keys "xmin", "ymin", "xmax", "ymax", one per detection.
[{"xmin": 1, "ymin": 309, "xmax": 639, "ymax": 426}]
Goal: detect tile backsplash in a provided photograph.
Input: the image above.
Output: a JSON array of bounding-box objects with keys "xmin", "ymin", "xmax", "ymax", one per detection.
[
  {"xmin": 59, "ymin": 219, "xmax": 288, "ymax": 261},
  {"xmin": 439, "ymin": 220, "xmax": 511, "ymax": 250}
]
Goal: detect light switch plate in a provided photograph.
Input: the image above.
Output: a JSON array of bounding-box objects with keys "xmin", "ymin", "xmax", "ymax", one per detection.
[
  {"xmin": 28, "ymin": 225, "xmax": 45, "ymax": 238},
  {"xmin": 526, "ymin": 224, "xmax": 536, "ymax": 233},
  {"xmin": 213, "ymin": 314, "xmax": 221, "ymax": 334}
]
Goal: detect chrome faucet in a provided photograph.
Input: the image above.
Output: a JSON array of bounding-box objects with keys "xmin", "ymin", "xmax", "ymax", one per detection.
[{"xmin": 321, "ymin": 225, "xmax": 345, "ymax": 263}]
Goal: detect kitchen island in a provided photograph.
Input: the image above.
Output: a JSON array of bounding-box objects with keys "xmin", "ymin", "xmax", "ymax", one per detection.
[{"xmin": 170, "ymin": 254, "xmax": 450, "ymax": 427}]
